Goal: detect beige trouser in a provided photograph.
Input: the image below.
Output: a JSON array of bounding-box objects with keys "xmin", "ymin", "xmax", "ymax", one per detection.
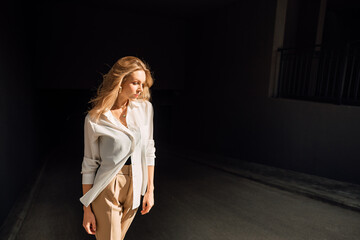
[{"xmin": 91, "ymin": 165, "xmax": 138, "ymax": 240}]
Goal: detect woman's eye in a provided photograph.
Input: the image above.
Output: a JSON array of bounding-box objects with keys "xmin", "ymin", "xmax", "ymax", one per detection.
[{"xmin": 132, "ymin": 82, "xmax": 145, "ymax": 88}]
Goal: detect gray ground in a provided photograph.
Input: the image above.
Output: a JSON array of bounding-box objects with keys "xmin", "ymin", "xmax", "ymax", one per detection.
[{"xmin": 14, "ymin": 149, "xmax": 360, "ymax": 240}]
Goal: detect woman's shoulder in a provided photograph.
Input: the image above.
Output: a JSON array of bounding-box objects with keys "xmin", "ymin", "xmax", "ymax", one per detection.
[
  {"xmin": 85, "ymin": 112, "xmax": 94, "ymax": 121},
  {"xmin": 84, "ymin": 112, "xmax": 101, "ymax": 126}
]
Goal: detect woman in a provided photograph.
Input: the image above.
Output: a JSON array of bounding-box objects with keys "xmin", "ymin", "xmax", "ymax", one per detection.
[{"xmin": 80, "ymin": 56, "xmax": 156, "ymax": 240}]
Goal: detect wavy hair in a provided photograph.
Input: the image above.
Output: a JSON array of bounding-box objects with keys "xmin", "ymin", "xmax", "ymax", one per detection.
[{"xmin": 87, "ymin": 56, "xmax": 154, "ymax": 122}]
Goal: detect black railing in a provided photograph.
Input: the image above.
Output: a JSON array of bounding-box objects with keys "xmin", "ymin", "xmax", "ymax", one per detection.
[{"xmin": 276, "ymin": 41, "xmax": 360, "ymax": 106}]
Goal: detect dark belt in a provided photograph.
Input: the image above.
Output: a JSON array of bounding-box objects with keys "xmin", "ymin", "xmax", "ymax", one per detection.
[{"xmin": 124, "ymin": 156, "xmax": 132, "ymax": 165}]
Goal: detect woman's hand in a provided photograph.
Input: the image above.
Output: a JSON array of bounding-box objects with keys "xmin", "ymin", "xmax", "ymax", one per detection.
[
  {"xmin": 141, "ymin": 190, "xmax": 154, "ymax": 215},
  {"xmin": 83, "ymin": 206, "xmax": 96, "ymax": 235}
]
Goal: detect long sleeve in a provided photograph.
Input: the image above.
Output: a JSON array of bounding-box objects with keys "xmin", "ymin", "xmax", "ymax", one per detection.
[
  {"xmin": 81, "ymin": 115, "xmax": 101, "ymax": 184},
  {"xmin": 145, "ymin": 101, "xmax": 156, "ymax": 166}
]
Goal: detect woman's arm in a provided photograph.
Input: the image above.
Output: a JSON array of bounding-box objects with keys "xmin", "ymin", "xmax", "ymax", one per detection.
[
  {"xmin": 81, "ymin": 117, "xmax": 101, "ymax": 185},
  {"xmin": 82, "ymin": 184, "xmax": 96, "ymax": 235},
  {"xmin": 81, "ymin": 116, "xmax": 100, "ymax": 235},
  {"xmin": 141, "ymin": 101, "xmax": 156, "ymax": 215},
  {"xmin": 141, "ymin": 166, "xmax": 155, "ymax": 215},
  {"xmin": 147, "ymin": 165, "xmax": 155, "ymax": 191}
]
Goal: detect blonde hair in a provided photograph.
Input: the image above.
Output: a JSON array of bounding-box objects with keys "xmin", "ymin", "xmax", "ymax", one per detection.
[{"xmin": 87, "ymin": 56, "xmax": 154, "ymax": 122}]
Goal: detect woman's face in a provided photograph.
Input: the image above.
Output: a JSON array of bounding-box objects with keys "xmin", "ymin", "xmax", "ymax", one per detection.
[{"xmin": 121, "ymin": 70, "xmax": 146, "ymax": 100}]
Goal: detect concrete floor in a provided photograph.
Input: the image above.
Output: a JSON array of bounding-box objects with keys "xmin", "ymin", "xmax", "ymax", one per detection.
[{"xmin": 14, "ymin": 147, "xmax": 360, "ymax": 240}]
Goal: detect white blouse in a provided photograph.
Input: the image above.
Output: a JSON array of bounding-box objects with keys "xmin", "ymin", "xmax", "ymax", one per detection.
[{"xmin": 79, "ymin": 99, "xmax": 156, "ymax": 210}]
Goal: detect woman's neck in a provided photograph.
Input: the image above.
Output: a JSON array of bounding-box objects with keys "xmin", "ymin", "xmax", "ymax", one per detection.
[{"xmin": 112, "ymin": 97, "xmax": 129, "ymax": 110}]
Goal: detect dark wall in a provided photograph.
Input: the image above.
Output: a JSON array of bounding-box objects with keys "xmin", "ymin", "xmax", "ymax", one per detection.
[
  {"xmin": 168, "ymin": 0, "xmax": 360, "ymax": 184},
  {"xmin": 323, "ymin": 0, "xmax": 360, "ymax": 46},
  {"xmin": 0, "ymin": 1, "xmax": 40, "ymax": 226},
  {"xmin": 283, "ymin": 0, "xmax": 321, "ymax": 48},
  {"xmin": 34, "ymin": 1, "xmax": 193, "ymax": 90},
  {"xmin": 170, "ymin": 1, "xmax": 278, "ymax": 157}
]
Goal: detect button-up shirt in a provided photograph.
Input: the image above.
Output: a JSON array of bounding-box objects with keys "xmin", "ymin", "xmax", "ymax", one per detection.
[{"xmin": 79, "ymin": 99, "xmax": 156, "ymax": 210}]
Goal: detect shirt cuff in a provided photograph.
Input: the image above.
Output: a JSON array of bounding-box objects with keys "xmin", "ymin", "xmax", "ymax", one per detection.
[
  {"xmin": 146, "ymin": 157, "xmax": 155, "ymax": 166},
  {"xmin": 82, "ymin": 173, "xmax": 96, "ymax": 184}
]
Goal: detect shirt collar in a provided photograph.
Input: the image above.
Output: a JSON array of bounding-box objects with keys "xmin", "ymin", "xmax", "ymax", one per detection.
[
  {"xmin": 102, "ymin": 110, "xmax": 114, "ymax": 120},
  {"xmin": 102, "ymin": 110, "xmax": 136, "ymax": 140},
  {"xmin": 102, "ymin": 99, "xmax": 141, "ymax": 135},
  {"xmin": 129, "ymin": 99, "xmax": 141, "ymax": 108},
  {"xmin": 103, "ymin": 99, "xmax": 140, "ymax": 119},
  {"xmin": 102, "ymin": 99, "xmax": 142, "ymax": 127}
]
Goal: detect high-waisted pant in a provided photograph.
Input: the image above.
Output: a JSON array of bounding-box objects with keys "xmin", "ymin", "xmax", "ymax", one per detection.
[{"xmin": 91, "ymin": 165, "xmax": 138, "ymax": 240}]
